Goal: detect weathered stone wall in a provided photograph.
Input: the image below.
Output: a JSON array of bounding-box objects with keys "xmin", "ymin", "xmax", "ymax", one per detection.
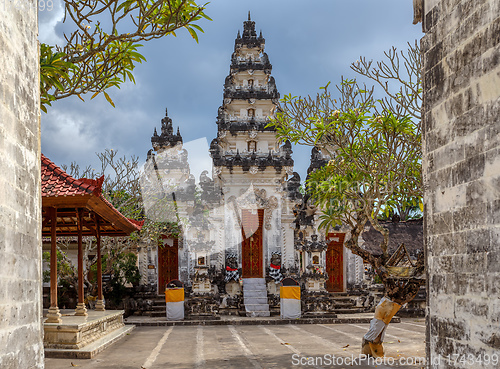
[
  {"xmin": 421, "ymin": 0, "xmax": 500, "ymax": 367},
  {"xmin": 0, "ymin": 1, "xmax": 43, "ymax": 368}
]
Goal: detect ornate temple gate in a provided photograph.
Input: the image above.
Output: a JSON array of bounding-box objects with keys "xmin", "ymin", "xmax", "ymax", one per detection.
[
  {"xmin": 326, "ymin": 232, "xmax": 346, "ymax": 292},
  {"xmin": 241, "ymin": 209, "xmax": 264, "ymax": 278},
  {"xmin": 158, "ymin": 237, "xmax": 179, "ymax": 290}
]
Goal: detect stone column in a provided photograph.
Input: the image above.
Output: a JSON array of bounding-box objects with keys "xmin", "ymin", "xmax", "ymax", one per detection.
[
  {"xmin": 46, "ymin": 207, "xmax": 62, "ymax": 323},
  {"xmin": 75, "ymin": 209, "xmax": 88, "ymax": 316},
  {"xmin": 95, "ymin": 216, "xmax": 105, "ymax": 311}
]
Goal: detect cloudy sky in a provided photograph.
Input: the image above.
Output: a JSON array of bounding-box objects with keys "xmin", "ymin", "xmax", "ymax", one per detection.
[{"xmin": 39, "ymin": 0, "xmax": 423, "ymax": 182}]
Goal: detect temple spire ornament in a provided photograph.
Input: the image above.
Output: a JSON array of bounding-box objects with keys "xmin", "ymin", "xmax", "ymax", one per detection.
[{"xmin": 151, "ymin": 107, "xmax": 183, "ymax": 151}]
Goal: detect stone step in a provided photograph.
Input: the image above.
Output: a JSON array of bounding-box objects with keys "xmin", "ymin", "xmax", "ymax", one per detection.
[
  {"xmin": 244, "ymin": 304, "xmax": 269, "ymax": 312},
  {"xmin": 243, "ymin": 290, "xmax": 267, "ymax": 298},
  {"xmin": 331, "ymin": 308, "xmax": 365, "ymax": 314},
  {"xmin": 244, "ymin": 283, "xmax": 267, "ymax": 288},
  {"xmin": 243, "ymin": 286, "xmax": 267, "ymax": 295},
  {"xmin": 149, "ymin": 310, "xmax": 167, "ymax": 317},
  {"xmin": 242, "ymin": 278, "xmax": 266, "ymax": 286},
  {"xmin": 244, "ymin": 297, "xmax": 268, "ymax": 305},
  {"xmin": 246, "ymin": 310, "xmax": 270, "ymax": 317}
]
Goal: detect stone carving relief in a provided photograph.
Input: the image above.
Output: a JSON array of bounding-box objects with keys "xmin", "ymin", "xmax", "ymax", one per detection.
[{"xmin": 228, "ymin": 187, "xmax": 278, "ymax": 230}]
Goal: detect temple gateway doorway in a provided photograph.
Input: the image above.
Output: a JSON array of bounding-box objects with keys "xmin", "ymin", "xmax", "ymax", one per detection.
[
  {"xmin": 326, "ymin": 232, "xmax": 346, "ymax": 292},
  {"xmin": 158, "ymin": 236, "xmax": 179, "ymax": 292},
  {"xmin": 241, "ymin": 209, "xmax": 264, "ymax": 278}
]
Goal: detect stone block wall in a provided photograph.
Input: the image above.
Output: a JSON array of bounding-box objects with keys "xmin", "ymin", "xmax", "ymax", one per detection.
[
  {"xmin": 0, "ymin": 1, "xmax": 43, "ymax": 368},
  {"xmin": 420, "ymin": 0, "xmax": 500, "ymax": 367}
]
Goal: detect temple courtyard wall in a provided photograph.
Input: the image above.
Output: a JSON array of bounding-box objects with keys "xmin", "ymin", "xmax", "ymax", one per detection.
[
  {"xmin": 0, "ymin": 1, "xmax": 44, "ymax": 368},
  {"xmin": 420, "ymin": 0, "xmax": 500, "ymax": 367}
]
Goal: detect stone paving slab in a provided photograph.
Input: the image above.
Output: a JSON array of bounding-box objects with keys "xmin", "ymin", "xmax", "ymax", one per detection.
[
  {"xmin": 123, "ymin": 313, "xmax": 401, "ymax": 326},
  {"xmin": 45, "ymin": 319, "xmax": 426, "ymax": 368}
]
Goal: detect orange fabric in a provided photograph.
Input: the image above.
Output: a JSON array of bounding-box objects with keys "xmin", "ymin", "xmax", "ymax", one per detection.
[
  {"xmin": 165, "ymin": 288, "xmax": 184, "ymax": 303},
  {"xmin": 368, "ymin": 342, "xmax": 385, "ymax": 357},
  {"xmin": 280, "ymin": 286, "xmax": 300, "ymax": 300},
  {"xmin": 374, "ymin": 299, "xmax": 401, "ymax": 325}
]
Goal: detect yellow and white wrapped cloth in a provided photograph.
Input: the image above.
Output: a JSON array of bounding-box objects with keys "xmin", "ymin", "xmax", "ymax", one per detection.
[
  {"xmin": 280, "ymin": 285, "xmax": 301, "ymax": 319},
  {"xmin": 362, "ymin": 297, "xmax": 401, "ymax": 357},
  {"xmin": 165, "ymin": 287, "xmax": 184, "ymax": 321}
]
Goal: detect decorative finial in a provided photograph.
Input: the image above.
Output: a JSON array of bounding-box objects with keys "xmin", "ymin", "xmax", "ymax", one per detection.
[
  {"xmin": 165, "ymin": 107, "xmax": 168, "ymax": 116},
  {"xmin": 153, "ymin": 127, "xmax": 158, "ymax": 136},
  {"xmin": 248, "ymin": 11, "xmax": 251, "ymax": 20},
  {"xmin": 176, "ymin": 127, "xmax": 181, "ymax": 136},
  {"xmin": 237, "ymin": 30, "xmax": 241, "ymax": 38},
  {"xmin": 259, "ymin": 30, "xmax": 263, "ymax": 38}
]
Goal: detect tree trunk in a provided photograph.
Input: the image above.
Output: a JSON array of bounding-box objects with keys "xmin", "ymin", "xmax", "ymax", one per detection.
[{"xmin": 361, "ymin": 278, "xmax": 424, "ymax": 357}]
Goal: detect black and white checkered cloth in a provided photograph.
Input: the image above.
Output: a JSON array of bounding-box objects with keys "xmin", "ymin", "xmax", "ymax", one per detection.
[
  {"xmin": 225, "ymin": 267, "xmax": 240, "ymax": 282},
  {"xmin": 269, "ymin": 264, "xmax": 283, "ymax": 283}
]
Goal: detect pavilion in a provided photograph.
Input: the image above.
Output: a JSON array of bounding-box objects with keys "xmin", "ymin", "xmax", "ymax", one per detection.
[{"xmin": 41, "ymin": 154, "xmax": 143, "ymax": 357}]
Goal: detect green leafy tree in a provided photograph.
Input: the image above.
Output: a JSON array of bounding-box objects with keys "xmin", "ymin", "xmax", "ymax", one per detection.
[
  {"xmin": 40, "ymin": 0, "xmax": 211, "ymax": 112},
  {"xmin": 43, "ymin": 250, "xmax": 78, "ymax": 307},
  {"xmin": 269, "ymin": 43, "xmax": 424, "ymax": 356}
]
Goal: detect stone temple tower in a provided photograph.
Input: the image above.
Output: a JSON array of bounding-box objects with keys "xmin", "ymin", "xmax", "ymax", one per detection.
[{"xmin": 209, "ymin": 13, "xmax": 297, "ymax": 316}]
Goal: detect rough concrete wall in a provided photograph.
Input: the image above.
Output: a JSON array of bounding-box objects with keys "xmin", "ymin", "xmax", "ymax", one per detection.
[
  {"xmin": 0, "ymin": 1, "xmax": 43, "ymax": 368},
  {"xmin": 421, "ymin": 0, "xmax": 500, "ymax": 367}
]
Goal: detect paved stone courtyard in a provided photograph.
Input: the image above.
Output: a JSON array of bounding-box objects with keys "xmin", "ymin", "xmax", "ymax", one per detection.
[{"xmin": 45, "ymin": 318, "xmax": 425, "ymax": 369}]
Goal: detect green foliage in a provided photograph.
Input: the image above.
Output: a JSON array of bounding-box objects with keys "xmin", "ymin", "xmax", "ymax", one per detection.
[
  {"xmin": 113, "ymin": 252, "xmax": 141, "ymax": 286},
  {"xmin": 40, "ymin": 0, "xmax": 211, "ymax": 112},
  {"xmin": 39, "ymin": 44, "xmax": 74, "ymax": 112},
  {"xmin": 106, "ymin": 251, "xmax": 141, "ymax": 306},
  {"xmin": 88, "ymin": 251, "xmax": 140, "ymax": 306},
  {"xmin": 42, "ymin": 250, "xmax": 77, "ymax": 283},
  {"xmin": 269, "ymin": 43, "xmax": 423, "ymax": 266},
  {"xmin": 271, "ymin": 79, "xmax": 422, "ymax": 235},
  {"xmin": 42, "ymin": 250, "xmax": 78, "ymax": 307},
  {"xmin": 304, "ymin": 109, "xmax": 421, "ymax": 232}
]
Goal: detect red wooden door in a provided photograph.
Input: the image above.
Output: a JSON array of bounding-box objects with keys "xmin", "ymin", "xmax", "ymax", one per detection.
[
  {"xmin": 241, "ymin": 209, "xmax": 264, "ymax": 278},
  {"xmin": 326, "ymin": 232, "xmax": 345, "ymax": 292},
  {"xmin": 158, "ymin": 237, "xmax": 178, "ymax": 291}
]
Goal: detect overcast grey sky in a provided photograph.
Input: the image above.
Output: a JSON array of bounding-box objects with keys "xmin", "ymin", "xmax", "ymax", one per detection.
[{"xmin": 39, "ymin": 0, "xmax": 423, "ymax": 182}]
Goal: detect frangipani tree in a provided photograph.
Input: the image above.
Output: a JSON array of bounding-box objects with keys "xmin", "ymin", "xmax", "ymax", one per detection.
[
  {"xmin": 269, "ymin": 43, "xmax": 424, "ymax": 357},
  {"xmin": 40, "ymin": 0, "xmax": 211, "ymax": 112}
]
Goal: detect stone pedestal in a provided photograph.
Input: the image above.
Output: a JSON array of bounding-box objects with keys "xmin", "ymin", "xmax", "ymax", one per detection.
[
  {"xmin": 225, "ymin": 281, "xmax": 241, "ymax": 296},
  {"xmin": 44, "ymin": 310, "xmax": 126, "ymax": 351},
  {"xmin": 45, "ymin": 306, "xmax": 62, "ymax": 324},
  {"xmin": 192, "ymin": 279, "xmax": 212, "ymax": 294},
  {"xmin": 305, "ymin": 278, "xmax": 326, "ymax": 292},
  {"xmin": 75, "ymin": 303, "xmax": 88, "ymax": 316},
  {"xmin": 95, "ymin": 300, "xmax": 105, "ymax": 311}
]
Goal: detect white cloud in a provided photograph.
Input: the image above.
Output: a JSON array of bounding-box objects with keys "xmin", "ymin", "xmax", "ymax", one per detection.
[{"xmin": 38, "ymin": 0, "xmax": 65, "ymax": 45}]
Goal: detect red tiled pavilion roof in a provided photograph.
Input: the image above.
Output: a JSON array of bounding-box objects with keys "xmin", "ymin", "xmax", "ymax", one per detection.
[
  {"xmin": 41, "ymin": 154, "xmax": 144, "ymax": 237},
  {"xmin": 41, "ymin": 154, "xmax": 104, "ymax": 197}
]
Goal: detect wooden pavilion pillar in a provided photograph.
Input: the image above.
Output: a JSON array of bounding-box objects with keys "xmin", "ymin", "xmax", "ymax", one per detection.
[
  {"xmin": 75, "ymin": 208, "xmax": 88, "ymax": 316},
  {"xmin": 94, "ymin": 215, "xmax": 105, "ymax": 311},
  {"xmin": 46, "ymin": 207, "xmax": 62, "ymax": 323}
]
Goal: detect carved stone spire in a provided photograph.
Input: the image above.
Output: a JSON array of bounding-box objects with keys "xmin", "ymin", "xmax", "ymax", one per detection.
[
  {"xmin": 234, "ymin": 13, "xmax": 264, "ymax": 50},
  {"xmin": 212, "ymin": 15, "xmax": 291, "ymax": 173},
  {"xmin": 151, "ymin": 107, "xmax": 183, "ymax": 151}
]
